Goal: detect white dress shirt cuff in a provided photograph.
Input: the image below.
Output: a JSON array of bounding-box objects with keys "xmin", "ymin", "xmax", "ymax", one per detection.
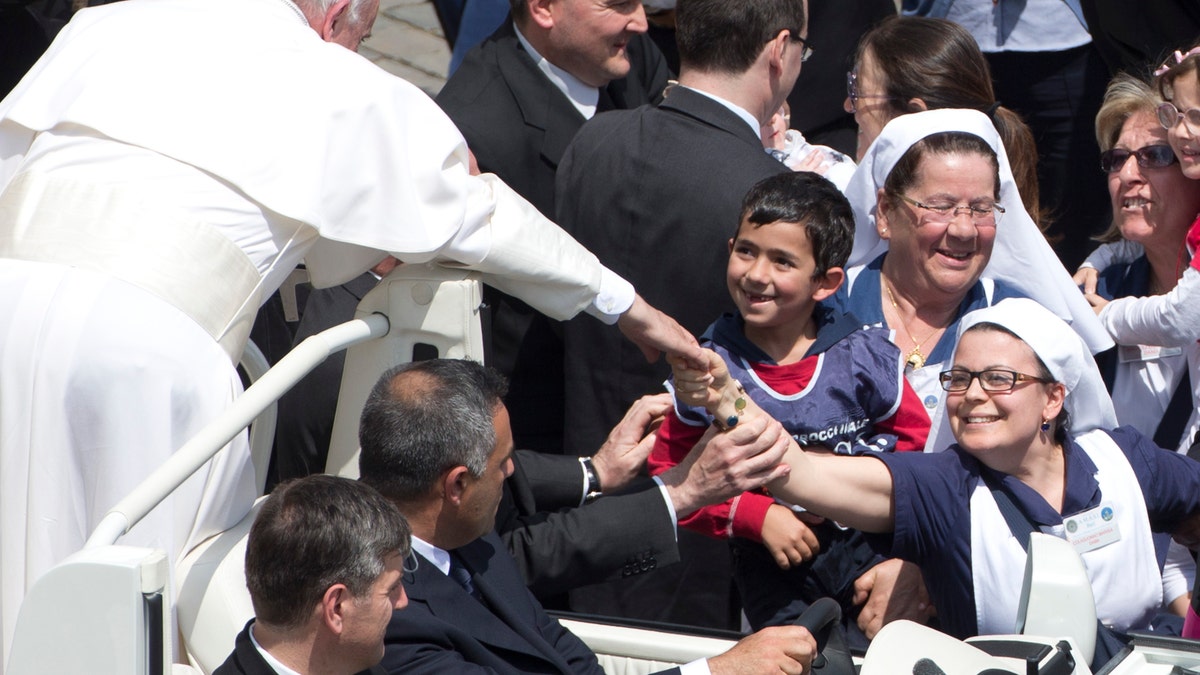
[
  {"xmin": 584, "ymin": 268, "xmax": 635, "ymax": 324},
  {"xmin": 681, "ymin": 658, "xmax": 713, "ymax": 675},
  {"xmin": 651, "ymin": 475, "xmax": 679, "ymax": 540}
]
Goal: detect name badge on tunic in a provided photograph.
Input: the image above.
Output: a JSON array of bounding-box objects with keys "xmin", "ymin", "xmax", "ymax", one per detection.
[
  {"xmin": 1063, "ymin": 502, "xmax": 1121, "ymax": 554},
  {"xmin": 1118, "ymin": 344, "xmax": 1183, "ymax": 363}
]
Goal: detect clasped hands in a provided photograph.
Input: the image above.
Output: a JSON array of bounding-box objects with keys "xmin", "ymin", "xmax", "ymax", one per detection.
[{"xmin": 668, "ymin": 348, "xmax": 745, "ymax": 425}]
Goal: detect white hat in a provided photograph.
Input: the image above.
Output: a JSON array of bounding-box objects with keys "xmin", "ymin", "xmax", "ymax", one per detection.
[{"xmin": 928, "ymin": 297, "xmax": 1118, "ymax": 452}]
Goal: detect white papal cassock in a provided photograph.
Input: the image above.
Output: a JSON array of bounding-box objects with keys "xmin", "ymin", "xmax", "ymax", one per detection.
[{"xmin": 0, "ymin": 0, "xmax": 636, "ymax": 667}]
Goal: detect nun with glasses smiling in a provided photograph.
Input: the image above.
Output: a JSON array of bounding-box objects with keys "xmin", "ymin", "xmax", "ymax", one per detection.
[
  {"xmin": 672, "ymin": 297, "xmax": 1200, "ymax": 668},
  {"xmin": 833, "ymin": 108, "xmax": 1110, "ymax": 424}
]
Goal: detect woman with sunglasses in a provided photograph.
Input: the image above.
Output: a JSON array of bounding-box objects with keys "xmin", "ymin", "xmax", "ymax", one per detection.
[
  {"xmin": 671, "ymin": 297, "xmax": 1200, "ymax": 668},
  {"xmin": 844, "ymin": 16, "xmax": 1043, "ymax": 225},
  {"xmin": 1077, "ymin": 47, "xmax": 1200, "ymax": 458},
  {"xmin": 1077, "ymin": 74, "xmax": 1200, "ymax": 462}
]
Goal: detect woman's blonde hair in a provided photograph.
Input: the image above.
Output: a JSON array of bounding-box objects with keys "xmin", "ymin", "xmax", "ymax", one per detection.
[{"xmin": 1093, "ymin": 73, "xmax": 1163, "ymax": 243}]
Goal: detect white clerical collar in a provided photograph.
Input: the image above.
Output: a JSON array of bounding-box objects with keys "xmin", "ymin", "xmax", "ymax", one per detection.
[
  {"xmin": 513, "ymin": 22, "xmax": 601, "ymax": 119},
  {"xmin": 675, "ymin": 84, "xmax": 761, "ymax": 138},
  {"xmin": 410, "ymin": 535, "xmax": 452, "ymax": 575},
  {"xmin": 249, "ymin": 622, "xmax": 305, "ymax": 675},
  {"xmin": 274, "ymin": 0, "xmax": 308, "ymax": 26}
]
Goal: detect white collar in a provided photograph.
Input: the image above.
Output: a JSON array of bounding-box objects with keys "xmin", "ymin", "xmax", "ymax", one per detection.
[
  {"xmin": 513, "ymin": 22, "xmax": 601, "ymax": 119},
  {"xmin": 249, "ymin": 622, "xmax": 305, "ymax": 675},
  {"xmin": 410, "ymin": 535, "xmax": 452, "ymax": 575},
  {"xmin": 274, "ymin": 0, "xmax": 308, "ymax": 26},
  {"xmin": 673, "ymin": 84, "xmax": 761, "ymax": 139}
]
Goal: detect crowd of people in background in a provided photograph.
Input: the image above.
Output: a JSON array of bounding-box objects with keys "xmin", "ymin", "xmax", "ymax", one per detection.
[{"xmin": 7, "ymin": 0, "xmax": 1200, "ymax": 674}]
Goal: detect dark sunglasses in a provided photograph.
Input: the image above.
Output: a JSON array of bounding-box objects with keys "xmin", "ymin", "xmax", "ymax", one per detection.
[{"xmin": 1099, "ymin": 144, "xmax": 1178, "ymax": 173}]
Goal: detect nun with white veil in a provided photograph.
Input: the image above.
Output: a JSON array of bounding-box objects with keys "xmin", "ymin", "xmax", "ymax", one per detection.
[
  {"xmin": 671, "ymin": 297, "xmax": 1198, "ymax": 668},
  {"xmin": 832, "ymin": 108, "xmax": 1112, "ymax": 420}
]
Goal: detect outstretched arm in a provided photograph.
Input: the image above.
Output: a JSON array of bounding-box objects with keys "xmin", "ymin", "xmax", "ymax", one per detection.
[{"xmin": 669, "ymin": 349, "xmax": 897, "ymax": 532}]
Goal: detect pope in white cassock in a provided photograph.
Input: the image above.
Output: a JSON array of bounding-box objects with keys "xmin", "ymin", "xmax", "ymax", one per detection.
[{"xmin": 0, "ymin": 0, "xmax": 699, "ymax": 668}]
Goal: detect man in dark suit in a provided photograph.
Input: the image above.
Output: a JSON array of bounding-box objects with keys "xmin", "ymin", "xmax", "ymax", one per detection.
[
  {"xmin": 214, "ymin": 475, "xmax": 411, "ymax": 675},
  {"xmin": 553, "ymin": 0, "xmax": 804, "ymax": 628},
  {"xmin": 435, "ymin": 0, "xmax": 671, "ymax": 452},
  {"xmin": 358, "ymin": 358, "xmax": 816, "ymax": 675}
]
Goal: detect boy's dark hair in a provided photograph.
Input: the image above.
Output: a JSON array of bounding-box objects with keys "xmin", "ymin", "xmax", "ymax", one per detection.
[
  {"xmin": 736, "ymin": 171, "xmax": 854, "ymax": 277},
  {"xmin": 676, "ymin": 0, "xmax": 806, "ymax": 74}
]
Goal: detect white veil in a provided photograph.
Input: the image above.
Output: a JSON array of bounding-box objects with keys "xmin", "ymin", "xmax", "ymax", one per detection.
[{"xmin": 842, "ymin": 109, "xmax": 1112, "ymax": 354}]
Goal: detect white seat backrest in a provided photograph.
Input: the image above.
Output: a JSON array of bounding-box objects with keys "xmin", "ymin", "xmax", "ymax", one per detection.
[
  {"xmin": 325, "ymin": 264, "xmax": 483, "ymax": 478},
  {"xmin": 175, "ymin": 499, "xmax": 264, "ymax": 675},
  {"xmin": 1017, "ymin": 532, "xmax": 1097, "ymax": 666}
]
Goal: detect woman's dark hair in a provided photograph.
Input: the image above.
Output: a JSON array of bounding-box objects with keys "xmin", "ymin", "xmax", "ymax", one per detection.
[
  {"xmin": 857, "ymin": 16, "xmax": 1044, "ymax": 229},
  {"xmin": 883, "ymin": 131, "xmax": 1001, "ymax": 202},
  {"xmin": 961, "ymin": 322, "xmax": 1069, "ymax": 445}
]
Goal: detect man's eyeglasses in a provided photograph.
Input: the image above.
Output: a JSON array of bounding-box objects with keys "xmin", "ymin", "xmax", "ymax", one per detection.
[
  {"xmin": 1099, "ymin": 144, "xmax": 1178, "ymax": 173},
  {"xmin": 939, "ymin": 368, "xmax": 1050, "ymax": 393},
  {"xmin": 789, "ymin": 32, "xmax": 813, "ymax": 63},
  {"xmin": 894, "ymin": 193, "xmax": 1005, "ymax": 226},
  {"xmin": 1157, "ymin": 102, "xmax": 1200, "ymax": 132},
  {"xmin": 846, "ymin": 70, "xmax": 897, "ymax": 114}
]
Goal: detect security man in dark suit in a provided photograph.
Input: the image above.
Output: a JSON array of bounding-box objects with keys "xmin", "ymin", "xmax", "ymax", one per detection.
[
  {"xmin": 357, "ymin": 358, "xmax": 816, "ymax": 675},
  {"xmin": 214, "ymin": 475, "xmax": 411, "ymax": 675},
  {"xmin": 436, "ymin": 0, "xmax": 672, "ymax": 453}
]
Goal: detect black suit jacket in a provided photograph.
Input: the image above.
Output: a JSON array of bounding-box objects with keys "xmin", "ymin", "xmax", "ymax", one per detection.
[
  {"xmin": 380, "ymin": 532, "xmax": 682, "ymax": 675},
  {"xmin": 500, "ymin": 450, "xmax": 680, "ymax": 598},
  {"xmin": 436, "ymin": 21, "xmax": 670, "ymax": 452},
  {"xmin": 214, "ymin": 620, "xmax": 384, "ymax": 675},
  {"xmin": 272, "ymin": 272, "xmax": 378, "ymax": 483}
]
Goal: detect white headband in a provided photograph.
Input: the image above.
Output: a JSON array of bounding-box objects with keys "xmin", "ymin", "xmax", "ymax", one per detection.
[{"xmin": 842, "ymin": 109, "xmax": 1112, "ymax": 354}]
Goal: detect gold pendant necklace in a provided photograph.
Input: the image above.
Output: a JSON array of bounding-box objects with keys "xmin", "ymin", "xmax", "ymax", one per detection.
[{"xmin": 884, "ymin": 280, "xmax": 937, "ymax": 370}]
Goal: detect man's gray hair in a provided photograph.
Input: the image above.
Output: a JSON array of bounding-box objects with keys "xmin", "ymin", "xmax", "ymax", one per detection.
[
  {"xmin": 358, "ymin": 359, "xmax": 509, "ymax": 502},
  {"xmin": 292, "ymin": 0, "xmax": 371, "ymax": 24},
  {"xmin": 245, "ymin": 475, "xmax": 411, "ymax": 630}
]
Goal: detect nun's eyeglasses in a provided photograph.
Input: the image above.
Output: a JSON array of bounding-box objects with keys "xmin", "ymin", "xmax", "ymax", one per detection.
[{"xmin": 939, "ymin": 368, "xmax": 1050, "ymax": 393}]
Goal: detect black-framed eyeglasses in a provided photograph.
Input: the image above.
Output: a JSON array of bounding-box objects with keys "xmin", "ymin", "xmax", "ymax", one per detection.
[
  {"xmin": 939, "ymin": 368, "xmax": 1051, "ymax": 393},
  {"xmin": 786, "ymin": 31, "xmax": 813, "ymax": 63},
  {"xmin": 846, "ymin": 70, "xmax": 897, "ymax": 114},
  {"xmin": 1157, "ymin": 101, "xmax": 1200, "ymax": 132},
  {"xmin": 894, "ymin": 193, "xmax": 1005, "ymax": 225},
  {"xmin": 1099, "ymin": 144, "xmax": 1178, "ymax": 173}
]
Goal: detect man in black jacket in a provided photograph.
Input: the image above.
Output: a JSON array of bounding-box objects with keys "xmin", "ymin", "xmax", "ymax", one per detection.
[
  {"xmin": 214, "ymin": 475, "xmax": 411, "ymax": 675},
  {"xmin": 358, "ymin": 359, "xmax": 815, "ymax": 675}
]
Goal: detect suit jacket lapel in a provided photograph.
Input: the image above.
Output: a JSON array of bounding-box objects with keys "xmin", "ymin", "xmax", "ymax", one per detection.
[
  {"xmin": 492, "ymin": 23, "xmax": 587, "ymax": 168},
  {"xmin": 406, "ymin": 539, "xmax": 573, "ymax": 671},
  {"xmin": 458, "ymin": 538, "xmax": 578, "ymax": 673}
]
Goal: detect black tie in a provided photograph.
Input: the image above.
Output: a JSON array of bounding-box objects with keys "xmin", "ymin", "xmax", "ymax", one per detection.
[
  {"xmin": 448, "ymin": 552, "xmax": 481, "ymax": 601},
  {"xmin": 596, "ymin": 86, "xmax": 616, "ymax": 114}
]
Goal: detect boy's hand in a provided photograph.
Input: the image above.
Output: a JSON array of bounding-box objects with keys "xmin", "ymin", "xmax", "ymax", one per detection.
[
  {"xmin": 668, "ymin": 348, "xmax": 731, "ymax": 412},
  {"xmin": 761, "ymin": 504, "xmax": 820, "ymax": 569}
]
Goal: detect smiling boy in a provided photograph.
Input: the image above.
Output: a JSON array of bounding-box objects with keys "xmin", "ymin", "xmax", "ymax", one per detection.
[{"xmin": 647, "ymin": 171, "xmax": 930, "ymax": 641}]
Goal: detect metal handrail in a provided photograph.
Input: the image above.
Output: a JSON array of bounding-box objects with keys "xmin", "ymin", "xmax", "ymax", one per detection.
[{"xmin": 84, "ymin": 313, "xmax": 390, "ymax": 549}]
